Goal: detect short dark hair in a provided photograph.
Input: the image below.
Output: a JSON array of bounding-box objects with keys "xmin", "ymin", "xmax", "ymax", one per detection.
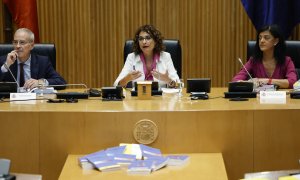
[
  {"xmin": 132, "ymin": 24, "xmax": 165, "ymax": 54},
  {"xmin": 253, "ymin": 24, "xmax": 286, "ymax": 64}
]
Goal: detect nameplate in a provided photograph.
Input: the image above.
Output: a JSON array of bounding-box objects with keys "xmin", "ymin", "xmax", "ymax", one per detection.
[
  {"xmin": 10, "ymin": 93, "xmax": 37, "ymax": 101},
  {"xmin": 260, "ymin": 91, "xmax": 286, "ymax": 104}
]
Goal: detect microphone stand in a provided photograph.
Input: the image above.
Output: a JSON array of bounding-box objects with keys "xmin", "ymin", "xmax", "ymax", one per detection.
[
  {"xmin": 48, "ymin": 83, "xmax": 88, "ymax": 89},
  {"xmin": 3, "ymin": 63, "xmax": 21, "ymax": 92},
  {"xmin": 156, "ymin": 60, "xmax": 161, "ymax": 91},
  {"xmin": 42, "ymin": 83, "xmax": 89, "ymax": 94}
]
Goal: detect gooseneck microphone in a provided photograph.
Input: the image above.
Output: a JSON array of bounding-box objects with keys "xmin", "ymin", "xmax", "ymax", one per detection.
[
  {"xmin": 3, "ymin": 63, "xmax": 21, "ymax": 92},
  {"xmin": 238, "ymin": 58, "xmax": 253, "ymax": 80},
  {"xmin": 156, "ymin": 59, "xmax": 161, "ymax": 90},
  {"xmin": 48, "ymin": 84, "xmax": 88, "ymax": 89}
]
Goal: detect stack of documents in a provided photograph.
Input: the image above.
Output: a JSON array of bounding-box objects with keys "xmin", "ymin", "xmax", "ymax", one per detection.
[{"xmin": 78, "ymin": 143, "xmax": 189, "ymax": 174}]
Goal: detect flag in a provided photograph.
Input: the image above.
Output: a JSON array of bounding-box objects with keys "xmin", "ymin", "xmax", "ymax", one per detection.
[
  {"xmin": 241, "ymin": 0, "xmax": 300, "ymax": 39},
  {"xmin": 3, "ymin": 0, "xmax": 40, "ymax": 42}
]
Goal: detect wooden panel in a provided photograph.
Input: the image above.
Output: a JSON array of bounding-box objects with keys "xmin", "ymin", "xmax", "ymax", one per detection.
[
  {"xmin": 152, "ymin": 0, "xmax": 257, "ymax": 86},
  {"xmin": 1, "ymin": 89, "xmax": 300, "ymax": 180},
  {"xmin": 40, "ymin": 111, "xmax": 253, "ymax": 180},
  {"xmin": 39, "ymin": 112, "xmax": 86, "ymax": 180},
  {"xmin": 37, "ymin": 0, "xmax": 92, "ymax": 86},
  {"xmin": 0, "ymin": 112, "xmax": 39, "ymax": 174},
  {"xmin": 254, "ymin": 110, "xmax": 300, "ymax": 171},
  {"xmin": 1, "ymin": 1, "xmax": 300, "ymax": 87},
  {"xmin": 36, "ymin": 0, "xmax": 151, "ymax": 88}
]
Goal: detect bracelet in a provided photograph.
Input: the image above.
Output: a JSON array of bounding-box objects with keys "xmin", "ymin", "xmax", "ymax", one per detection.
[{"xmin": 268, "ymin": 78, "xmax": 272, "ymax": 85}]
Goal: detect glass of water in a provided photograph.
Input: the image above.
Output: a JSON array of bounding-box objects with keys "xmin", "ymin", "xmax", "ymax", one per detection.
[
  {"xmin": 38, "ymin": 79, "xmax": 46, "ymax": 97},
  {"xmin": 176, "ymin": 79, "xmax": 184, "ymax": 97}
]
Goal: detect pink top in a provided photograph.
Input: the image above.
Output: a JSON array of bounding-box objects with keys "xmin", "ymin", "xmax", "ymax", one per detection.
[
  {"xmin": 232, "ymin": 56, "xmax": 298, "ymax": 88},
  {"xmin": 139, "ymin": 53, "xmax": 159, "ymax": 81}
]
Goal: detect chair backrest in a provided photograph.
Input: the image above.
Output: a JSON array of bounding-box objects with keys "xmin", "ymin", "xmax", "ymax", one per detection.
[
  {"xmin": 0, "ymin": 43, "xmax": 56, "ymax": 69},
  {"xmin": 247, "ymin": 40, "xmax": 300, "ymax": 79},
  {"xmin": 123, "ymin": 39, "xmax": 182, "ymax": 78}
]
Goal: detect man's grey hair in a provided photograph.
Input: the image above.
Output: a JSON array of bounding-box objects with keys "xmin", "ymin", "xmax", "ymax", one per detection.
[{"xmin": 15, "ymin": 28, "xmax": 35, "ymax": 42}]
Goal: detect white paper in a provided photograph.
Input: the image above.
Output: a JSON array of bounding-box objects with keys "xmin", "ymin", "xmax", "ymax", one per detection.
[{"xmin": 161, "ymin": 88, "xmax": 180, "ymax": 94}]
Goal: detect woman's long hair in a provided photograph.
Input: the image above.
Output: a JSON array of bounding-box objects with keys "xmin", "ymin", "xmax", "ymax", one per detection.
[{"xmin": 253, "ymin": 24, "xmax": 286, "ymax": 64}]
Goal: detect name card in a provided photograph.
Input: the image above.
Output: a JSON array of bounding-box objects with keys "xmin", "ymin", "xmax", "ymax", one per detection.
[
  {"xmin": 260, "ymin": 91, "xmax": 286, "ymax": 104},
  {"xmin": 137, "ymin": 81, "xmax": 152, "ymax": 100},
  {"xmin": 10, "ymin": 93, "xmax": 37, "ymax": 101}
]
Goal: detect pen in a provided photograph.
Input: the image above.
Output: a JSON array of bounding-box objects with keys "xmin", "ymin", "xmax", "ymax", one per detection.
[{"xmin": 133, "ymin": 65, "xmax": 136, "ymax": 71}]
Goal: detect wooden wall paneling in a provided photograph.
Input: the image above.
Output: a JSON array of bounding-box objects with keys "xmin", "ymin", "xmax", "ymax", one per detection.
[
  {"xmin": 1, "ymin": 0, "xmax": 299, "ymax": 87},
  {"xmin": 0, "ymin": 2, "xmax": 4, "ymax": 42},
  {"xmin": 200, "ymin": 0, "xmax": 209, "ymax": 79},
  {"xmin": 291, "ymin": 25, "xmax": 300, "ymax": 40},
  {"xmin": 92, "ymin": 0, "xmax": 105, "ymax": 87},
  {"xmin": 232, "ymin": 2, "xmax": 256, "ymax": 82},
  {"xmin": 1, "ymin": 0, "xmax": 300, "ymax": 87},
  {"xmin": 37, "ymin": 0, "xmax": 92, "ymax": 87},
  {"xmin": 152, "ymin": 0, "xmax": 253, "ymax": 86}
]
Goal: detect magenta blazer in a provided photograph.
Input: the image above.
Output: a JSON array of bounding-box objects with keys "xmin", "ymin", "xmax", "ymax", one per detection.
[{"xmin": 232, "ymin": 56, "xmax": 297, "ymax": 88}]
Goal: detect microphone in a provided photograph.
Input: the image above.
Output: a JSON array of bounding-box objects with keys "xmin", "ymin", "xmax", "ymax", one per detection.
[
  {"xmin": 30, "ymin": 83, "xmax": 89, "ymax": 94},
  {"xmin": 3, "ymin": 63, "xmax": 21, "ymax": 92},
  {"xmin": 47, "ymin": 83, "xmax": 88, "ymax": 89},
  {"xmin": 238, "ymin": 58, "xmax": 253, "ymax": 80},
  {"xmin": 156, "ymin": 59, "xmax": 161, "ymax": 90}
]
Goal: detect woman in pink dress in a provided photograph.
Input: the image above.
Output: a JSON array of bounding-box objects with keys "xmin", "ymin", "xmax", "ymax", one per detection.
[{"xmin": 232, "ymin": 25, "xmax": 297, "ymax": 88}]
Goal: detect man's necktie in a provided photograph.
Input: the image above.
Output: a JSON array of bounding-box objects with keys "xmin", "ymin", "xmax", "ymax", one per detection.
[{"xmin": 19, "ymin": 63, "xmax": 25, "ymax": 87}]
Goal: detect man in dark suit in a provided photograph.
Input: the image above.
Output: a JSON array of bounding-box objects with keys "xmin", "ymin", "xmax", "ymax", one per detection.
[{"xmin": 0, "ymin": 28, "xmax": 66, "ymax": 90}]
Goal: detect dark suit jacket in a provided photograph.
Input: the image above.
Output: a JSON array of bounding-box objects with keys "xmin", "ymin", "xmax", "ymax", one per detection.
[{"xmin": 0, "ymin": 53, "xmax": 66, "ymax": 89}]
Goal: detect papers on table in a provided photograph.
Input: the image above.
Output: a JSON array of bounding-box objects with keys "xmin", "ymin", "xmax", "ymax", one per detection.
[
  {"xmin": 161, "ymin": 88, "xmax": 180, "ymax": 94},
  {"xmin": 78, "ymin": 143, "xmax": 189, "ymax": 174}
]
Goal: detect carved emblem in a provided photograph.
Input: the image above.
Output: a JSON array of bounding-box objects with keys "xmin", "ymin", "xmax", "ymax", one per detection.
[{"xmin": 133, "ymin": 119, "xmax": 158, "ymax": 144}]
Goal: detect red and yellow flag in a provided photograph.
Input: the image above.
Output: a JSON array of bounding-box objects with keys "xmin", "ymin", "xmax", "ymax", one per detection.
[{"xmin": 3, "ymin": 0, "xmax": 40, "ymax": 42}]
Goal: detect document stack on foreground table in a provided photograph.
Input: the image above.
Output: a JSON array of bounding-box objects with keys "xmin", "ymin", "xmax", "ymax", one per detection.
[{"xmin": 78, "ymin": 143, "xmax": 189, "ymax": 174}]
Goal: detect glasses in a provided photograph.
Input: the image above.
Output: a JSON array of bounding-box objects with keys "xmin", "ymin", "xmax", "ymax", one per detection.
[
  {"xmin": 12, "ymin": 40, "xmax": 32, "ymax": 46},
  {"xmin": 138, "ymin": 36, "xmax": 152, "ymax": 42}
]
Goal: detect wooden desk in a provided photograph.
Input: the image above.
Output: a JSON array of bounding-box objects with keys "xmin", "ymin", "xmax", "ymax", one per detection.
[
  {"xmin": 1, "ymin": 88, "xmax": 300, "ymax": 180},
  {"xmin": 58, "ymin": 153, "xmax": 228, "ymax": 180}
]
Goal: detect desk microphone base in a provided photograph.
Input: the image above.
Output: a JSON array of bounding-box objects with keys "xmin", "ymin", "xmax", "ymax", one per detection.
[
  {"xmin": 131, "ymin": 90, "xmax": 162, "ymax": 96},
  {"xmin": 56, "ymin": 92, "xmax": 89, "ymax": 99},
  {"xmin": 290, "ymin": 92, "xmax": 300, "ymax": 99},
  {"xmin": 224, "ymin": 92, "xmax": 257, "ymax": 98}
]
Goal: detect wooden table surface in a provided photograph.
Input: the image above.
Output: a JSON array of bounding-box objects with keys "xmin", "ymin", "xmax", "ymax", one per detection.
[
  {"xmin": 58, "ymin": 153, "xmax": 228, "ymax": 180},
  {"xmin": 0, "ymin": 88, "xmax": 298, "ymax": 112}
]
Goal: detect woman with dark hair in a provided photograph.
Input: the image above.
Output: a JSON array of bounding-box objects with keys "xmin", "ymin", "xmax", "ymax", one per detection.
[
  {"xmin": 114, "ymin": 24, "xmax": 179, "ymax": 87},
  {"xmin": 232, "ymin": 24, "xmax": 297, "ymax": 88}
]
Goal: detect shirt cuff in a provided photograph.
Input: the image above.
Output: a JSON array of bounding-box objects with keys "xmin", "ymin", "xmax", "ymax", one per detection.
[{"xmin": 1, "ymin": 64, "xmax": 8, "ymax": 73}]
